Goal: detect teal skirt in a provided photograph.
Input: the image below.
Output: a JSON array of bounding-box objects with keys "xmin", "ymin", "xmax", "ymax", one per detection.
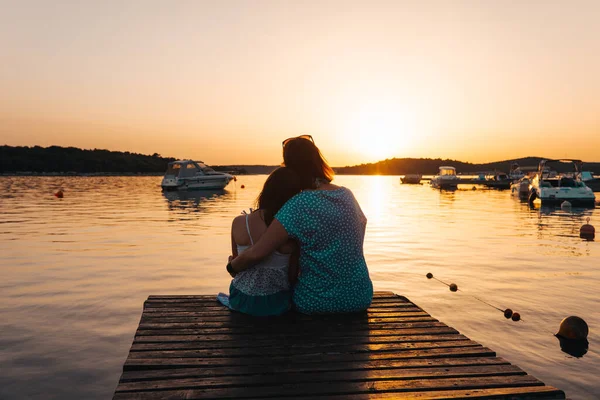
[{"xmin": 218, "ymin": 282, "xmax": 292, "ymax": 317}]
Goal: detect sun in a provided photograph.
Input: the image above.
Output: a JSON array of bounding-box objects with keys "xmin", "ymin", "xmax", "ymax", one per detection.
[{"xmin": 345, "ymin": 104, "xmax": 415, "ymax": 162}]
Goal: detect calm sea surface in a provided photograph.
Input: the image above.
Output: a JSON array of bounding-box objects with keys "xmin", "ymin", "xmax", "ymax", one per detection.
[{"xmin": 0, "ymin": 175, "xmax": 598, "ymax": 399}]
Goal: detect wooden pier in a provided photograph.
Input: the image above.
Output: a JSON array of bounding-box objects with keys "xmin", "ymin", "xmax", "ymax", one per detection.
[{"xmin": 113, "ymin": 292, "xmax": 565, "ymax": 399}]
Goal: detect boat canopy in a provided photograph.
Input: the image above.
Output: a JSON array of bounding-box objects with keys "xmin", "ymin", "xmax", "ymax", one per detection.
[
  {"xmin": 165, "ymin": 160, "xmax": 215, "ymax": 178},
  {"xmin": 538, "ymin": 159, "xmax": 583, "ymax": 174},
  {"xmin": 439, "ymin": 166, "xmax": 456, "ymax": 176}
]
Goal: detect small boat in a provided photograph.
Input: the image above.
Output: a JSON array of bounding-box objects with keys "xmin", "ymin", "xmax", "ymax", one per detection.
[
  {"xmin": 431, "ymin": 166, "xmax": 460, "ymax": 190},
  {"xmin": 528, "ymin": 159, "xmax": 595, "ymax": 206},
  {"xmin": 508, "ymin": 162, "xmax": 525, "ymax": 181},
  {"xmin": 581, "ymin": 171, "xmax": 600, "ymax": 192},
  {"xmin": 401, "ymin": 174, "xmax": 422, "ymax": 184},
  {"xmin": 482, "ymin": 171, "xmax": 512, "ymax": 190},
  {"xmin": 161, "ymin": 160, "xmax": 234, "ymax": 191},
  {"xmin": 510, "ymin": 176, "xmax": 531, "ymax": 199}
]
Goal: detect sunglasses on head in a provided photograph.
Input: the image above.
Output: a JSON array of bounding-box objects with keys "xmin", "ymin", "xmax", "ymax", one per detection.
[{"xmin": 282, "ymin": 134, "xmax": 314, "ymax": 148}]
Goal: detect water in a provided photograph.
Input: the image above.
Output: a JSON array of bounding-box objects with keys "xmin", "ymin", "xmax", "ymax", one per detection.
[{"xmin": 0, "ymin": 175, "xmax": 598, "ymax": 399}]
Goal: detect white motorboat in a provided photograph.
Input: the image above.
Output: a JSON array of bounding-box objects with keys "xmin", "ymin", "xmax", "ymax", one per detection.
[
  {"xmin": 161, "ymin": 160, "xmax": 234, "ymax": 191},
  {"xmin": 510, "ymin": 176, "xmax": 531, "ymax": 199},
  {"xmin": 431, "ymin": 166, "xmax": 460, "ymax": 190},
  {"xmin": 528, "ymin": 159, "xmax": 595, "ymax": 206}
]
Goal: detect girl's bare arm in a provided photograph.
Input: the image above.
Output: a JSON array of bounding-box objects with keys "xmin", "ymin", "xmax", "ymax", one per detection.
[{"xmin": 229, "ymin": 219, "xmax": 288, "ymax": 274}]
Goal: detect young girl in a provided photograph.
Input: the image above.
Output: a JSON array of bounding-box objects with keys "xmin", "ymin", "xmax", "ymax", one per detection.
[{"xmin": 217, "ymin": 167, "xmax": 302, "ymax": 316}]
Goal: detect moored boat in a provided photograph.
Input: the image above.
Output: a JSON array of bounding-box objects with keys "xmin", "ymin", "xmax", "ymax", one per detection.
[
  {"xmin": 511, "ymin": 176, "xmax": 531, "ymax": 199},
  {"xmin": 431, "ymin": 166, "xmax": 460, "ymax": 190},
  {"xmin": 581, "ymin": 171, "xmax": 600, "ymax": 192},
  {"xmin": 508, "ymin": 162, "xmax": 525, "ymax": 181},
  {"xmin": 482, "ymin": 171, "xmax": 512, "ymax": 190},
  {"xmin": 401, "ymin": 174, "xmax": 422, "ymax": 184},
  {"xmin": 528, "ymin": 159, "xmax": 595, "ymax": 206},
  {"xmin": 161, "ymin": 160, "xmax": 234, "ymax": 191}
]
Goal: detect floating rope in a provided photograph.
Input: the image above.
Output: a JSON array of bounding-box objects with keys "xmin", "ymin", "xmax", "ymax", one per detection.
[{"xmin": 426, "ymin": 272, "xmax": 520, "ymax": 321}]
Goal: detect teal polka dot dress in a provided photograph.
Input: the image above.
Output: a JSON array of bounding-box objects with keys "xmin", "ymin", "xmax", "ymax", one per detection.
[{"xmin": 275, "ymin": 187, "xmax": 373, "ymax": 314}]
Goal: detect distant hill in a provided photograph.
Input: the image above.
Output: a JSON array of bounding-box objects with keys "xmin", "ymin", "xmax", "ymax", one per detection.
[
  {"xmin": 0, "ymin": 145, "xmax": 176, "ymax": 174},
  {"xmin": 335, "ymin": 157, "xmax": 600, "ymax": 175}
]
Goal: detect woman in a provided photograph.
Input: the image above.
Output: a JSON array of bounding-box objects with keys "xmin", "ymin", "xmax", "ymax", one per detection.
[{"xmin": 227, "ymin": 135, "xmax": 373, "ymax": 314}]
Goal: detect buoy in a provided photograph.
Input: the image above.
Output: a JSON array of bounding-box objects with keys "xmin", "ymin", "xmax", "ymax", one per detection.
[
  {"xmin": 449, "ymin": 283, "xmax": 458, "ymax": 292},
  {"xmin": 556, "ymin": 316, "xmax": 588, "ymax": 341},
  {"xmin": 233, "ymin": 176, "xmax": 237, "ymax": 182},
  {"xmin": 561, "ymin": 200, "xmax": 572, "ymax": 210},
  {"xmin": 472, "ymin": 186, "xmax": 476, "ymax": 190},
  {"xmin": 556, "ymin": 316, "xmax": 589, "ymax": 357},
  {"xmin": 511, "ymin": 312, "xmax": 521, "ymax": 322},
  {"xmin": 580, "ymin": 218, "xmax": 595, "ymax": 240},
  {"xmin": 426, "ymin": 273, "xmax": 433, "ymax": 279},
  {"xmin": 240, "ymin": 184, "xmax": 245, "ymax": 189},
  {"xmin": 54, "ymin": 190, "xmax": 64, "ymax": 198},
  {"xmin": 504, "ymin": 309, "xmax": 513, "ymax": 319}
]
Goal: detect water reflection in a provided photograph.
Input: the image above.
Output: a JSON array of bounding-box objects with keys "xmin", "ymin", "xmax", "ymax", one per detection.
[
  {"xmin": 537, "ymin": 205, "xmax": 595, "ymax": 217},
  {"xmin": 162, "ymin": 189, "xmax": 230, "ymax": 213},
  {"xmin": 556, "ymin": 336, "xmax": 589, "ymax": 358}
]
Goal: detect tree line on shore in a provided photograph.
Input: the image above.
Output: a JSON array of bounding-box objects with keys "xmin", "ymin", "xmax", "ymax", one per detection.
[
  {"xmin": 1, "ymin": 145, "xmax": 175, "ymax": 174},
  {"xmin": 2, "ymin": 145, "xmax": 598, "ymax": 175}
]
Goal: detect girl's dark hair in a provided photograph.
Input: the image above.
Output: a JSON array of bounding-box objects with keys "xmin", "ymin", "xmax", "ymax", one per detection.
[
  {"xmin": 283, "ymin": 137, "xmax": 334, "ymax": 189},
  {"xmin": 255, "ymin": 167, "xmax": 303, "ymax": 225}
]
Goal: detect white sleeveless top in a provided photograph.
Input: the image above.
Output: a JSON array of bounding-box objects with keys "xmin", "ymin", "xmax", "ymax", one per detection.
[{"xmin": 231, "ymin": 213, "xmax": 291, "ymax": 296}]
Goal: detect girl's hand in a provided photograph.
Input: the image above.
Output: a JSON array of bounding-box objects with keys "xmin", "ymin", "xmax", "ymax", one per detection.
[{"xmin": 226, "ymin": 259, "xmax": 237, "ymax": 278}]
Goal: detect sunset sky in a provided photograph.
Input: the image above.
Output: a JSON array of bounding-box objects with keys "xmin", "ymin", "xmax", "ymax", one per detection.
[{"xmin": 1, "ymin": 0, "xmax": 599, "ymax": 166}]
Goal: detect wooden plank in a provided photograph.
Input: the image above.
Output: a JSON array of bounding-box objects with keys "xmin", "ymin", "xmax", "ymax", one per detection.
[
  {"xmin": 142, "ymin": 297, "xmax": 410, "ymax": 306},
  {"xmin": 123, "ymin": 346, "xmax": 497, "ymax": 370},
  {"xmin": 131, "ymin": 333, "xmax": 468, "ymax": 350},
  {"xmin": 119, "ymin": 357, "xmax": 512, "ymax": 382},
  {"xmin": 293, "ymin": 386, "xmax": 566, "ymax": 399},
  {"xmin": 116, "ymin": 364, "xmax": 527, "ymax": 392},
  {"xmin": 144, "ymin": 302, "xmax": 420, "ymax": 312},
  {"xmin": 132, "ymin": 327, "xmax": 459, "ymax": 343},
  {"xmin": 136, "ymin": 317, "xmax": 439, "ymax": 330},
  {"xmin": 139, "ymin": 312, "xmax": 431, "ymax": 324},
  {"xmin": 141, "ymin": 307, "xmax": 425, "ymax": 317},
  {"xmin": 125, "ymin": 340, "xmax": 484, "ymax": 359},
  {"xmin": 140, "ymin": 310, "xmax": 428, "ymax": 318},
  {"xmin": 112, "ymin": 375, "xmax": 545, "ymax": 398},
  {"xmin": 114, "ymin": 386, "xmax": 565, "ymax": 399},
  {"xmin": 132, "ymin": 322, "xmax": 452, "ymax": 336},
  {"xmin": 128, "ymin": 335, "xmax": 471, "ymax": 352},
  {"xmin": 142, "ymin": 304, "xmax": 420, "ymax": 313},
  {"xmin": 146, "ymin": 291, "xmax": 398, "ymax": 300}
]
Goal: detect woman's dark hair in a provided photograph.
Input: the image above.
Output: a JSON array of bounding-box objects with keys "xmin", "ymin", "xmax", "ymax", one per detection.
[
  {"xmin": 283, "ymin": 137, "xmax": 334, "ymax": 189},
  {"xmin": 255, "ymin": 167, "xmax": 303, "ymax": 225}
]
